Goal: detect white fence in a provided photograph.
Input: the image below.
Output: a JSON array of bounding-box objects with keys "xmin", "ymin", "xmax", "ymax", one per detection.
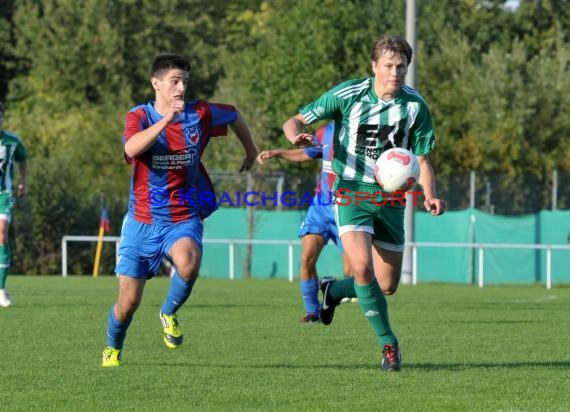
[
  {"xmin": 61, "ymin": 235, "xmax": 568, "ymax": 289},
  {"xmin": 411, "ymin": 242, "xmax": 570, "ymax": 290},
  {"xmin": 61, "ymin": 235, "xmax": 121, "ymax": 277}
]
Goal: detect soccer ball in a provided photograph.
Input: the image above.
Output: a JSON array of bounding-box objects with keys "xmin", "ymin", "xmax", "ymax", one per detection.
[{"xmin": 374, "ymin": 148, "xmax": 420, "ymax": 192}]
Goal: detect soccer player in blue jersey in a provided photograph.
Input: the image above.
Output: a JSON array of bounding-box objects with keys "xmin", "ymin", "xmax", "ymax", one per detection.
[
  {"xmin": 102, "ymin": 53, "xmax": 258, "ymax": 367},
  {"xmin": 257, "ymin": 122, "xmax": 352, "ymax": 324},
  {"xmin": 283, "ymin": 35, "xmax": 446, "ymax": 371},
  {"xmin": 0, "ymin": 102, "xmax": 28, "ymax": 308}
]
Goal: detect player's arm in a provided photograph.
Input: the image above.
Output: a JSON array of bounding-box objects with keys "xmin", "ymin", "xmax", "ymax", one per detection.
[
  {"xmin": 229, "ymin": 111, "xmax": 258, "ymax": 172},
  {"xmin": 417, "ymin": 155, "xmax": 446, "ymax": 216},
  {"xmin": 17, "ymin": 159, "xmax": 27, "ymax": 197},
  {"xmin": 282, "ymin": 114, "xmax": 314, "ymax": 147},
  {"xmin": 257, "ymin": 148, "xmax": 311, "ymax": 165},
  {"xmin": 124, "ymin": 100, "xmax": 184, "ymax": 159},
  {"xmin": 124, "ymin": 117, "xmax": 169, "ymax": 158}
]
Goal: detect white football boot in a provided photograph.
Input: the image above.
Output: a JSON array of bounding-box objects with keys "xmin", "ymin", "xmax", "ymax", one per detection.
[{"xmin": 0, "ymin": 289, "xmax": 12, "ymax": 308}]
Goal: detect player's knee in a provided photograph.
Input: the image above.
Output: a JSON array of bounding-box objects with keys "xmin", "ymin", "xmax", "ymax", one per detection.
[
  {"xmin": 300, "ymin": 253, "xmax": 318, "ymax": 270},
  {"xmin": 351, "ymin": 262, "xmax": 373, "ymax": 280},
  {"xmin": 116, "ymin": 298, "xmax": 140, "ymax": 318},
  {"xmin": 381, "ymin": 284, "xmax": 398, "ymax": 295},
  {"xmin": 175, "ymin": 260, "xmax": 200, "ymax": 282},
  {"xmin": 178, "ymin": 269, "xmax": 199, "ymax": 283}
]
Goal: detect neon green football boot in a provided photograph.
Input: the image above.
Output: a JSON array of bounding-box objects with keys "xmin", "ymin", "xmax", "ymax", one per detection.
[
  {"xmin": 102, "ymin": 347, "xmax": 122, "ymax": 367},
  {"xmin": 160, "ymin": 312, "xmax": 183, "ymax": 349}
]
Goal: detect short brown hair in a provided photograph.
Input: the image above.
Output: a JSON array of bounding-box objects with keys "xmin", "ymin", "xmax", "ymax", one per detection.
[
  {"xmin": 151, "ymin": 53, "xmax": 191, "ymax": 78},
  {"xmin": 370, "ymin": 35, "xmax": 413, "ymax": 67}
]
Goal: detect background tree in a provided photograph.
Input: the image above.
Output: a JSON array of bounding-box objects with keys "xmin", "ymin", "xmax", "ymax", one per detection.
[
  {"xmin": 1, "ymin": 0, "xmax": 569, "ymax": 273},
  {"xmin": 210, "ymin": 0, "xmax": 406, "ymax": 178},
  {"xmin": 0, "ymin": 0, "xmax": 18, "ymax": 100}
]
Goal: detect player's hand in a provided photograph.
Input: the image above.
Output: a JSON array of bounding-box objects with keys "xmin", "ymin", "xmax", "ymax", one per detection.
[
  {"xmin": 17, "ymin": 183, "xmax": 27, "ymax": 197},
  {"xmin": 292, "ymin": 133, "xmax": 314, "ymax": 147},
  {"xmin": 256, "ymin": 150, "xmax": 279, "ymax": 165},
  {"xmin": 424, "ymin": 197, "xmax": 446, "ymax": 216},
  {"xmin": 239, "ymin": 153, "xmax": 256, "ymax": 172},
  {"xmin": 163, "ymin": 99, "xmax": 185, "ymax": 123}
]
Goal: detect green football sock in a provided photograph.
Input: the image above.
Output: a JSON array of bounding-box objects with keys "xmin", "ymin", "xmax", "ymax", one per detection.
[
  {"xmin": 354, "ymin": 280, "xmax": 398, "ymax": 347},
  {"xmin": 0, "ymin": 244, "xmax": 9, "ymax": 289},
  {"xmin": 329, "ymin": 277, "xmax": 356, "ymax": 300}
]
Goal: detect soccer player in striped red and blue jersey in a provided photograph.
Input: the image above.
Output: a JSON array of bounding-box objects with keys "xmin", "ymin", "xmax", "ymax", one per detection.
[
  {"xmin": 102, "ymin": 53, "xmax": 258, "ymax": 367},
  {"xmin": 257, "ymin": 122, "xmax": 352, "ymax": 324},
  {"xmin": 283, "ymin": 35, "xmax": 446, "ymax": 371}
]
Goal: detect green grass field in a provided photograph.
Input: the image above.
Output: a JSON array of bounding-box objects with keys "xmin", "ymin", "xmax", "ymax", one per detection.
[{"xmin": 1, "ymin": 276, "xmax": 569, "ymax": 411}]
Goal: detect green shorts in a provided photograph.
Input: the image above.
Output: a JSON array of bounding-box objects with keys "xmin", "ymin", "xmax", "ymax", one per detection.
[
  {"xmin": 332, "ymin": 179, "xmax": 405, "ymax": 252},
  {"xmin": 0, "ymin": 193, "xmax": 14, "ymax": 222}
]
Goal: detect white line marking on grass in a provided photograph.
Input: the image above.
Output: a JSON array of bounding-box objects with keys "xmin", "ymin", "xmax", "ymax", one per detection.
[{"xmin": 486, "ymin": 295, "xmax": 558, "ymax": 304}]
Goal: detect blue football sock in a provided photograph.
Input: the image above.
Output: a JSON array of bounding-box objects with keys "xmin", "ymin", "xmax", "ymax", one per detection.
[
  {"xmin": 106, "ymin": 305, "xmax": 132, "ymax": 349},
  {"xmin": 300, "ymin": 277, "xmax": 320, "ymax": 316},
  {"xmin": 160, "ymin": 271, "xmax": 196, "ymax": 315}
]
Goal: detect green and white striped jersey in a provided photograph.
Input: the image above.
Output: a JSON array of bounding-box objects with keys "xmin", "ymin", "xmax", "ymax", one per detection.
[
  {"xmin": 300, "ymin": 77, "xmax": 435, "ymax": 183},
  {"xmin": 0, "ymin": 130, "xmax": 27, "ymax": 193}
]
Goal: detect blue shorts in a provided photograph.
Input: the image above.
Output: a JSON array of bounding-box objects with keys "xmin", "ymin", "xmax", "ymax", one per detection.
[
  {"xmin": 298, "ymin": 197, "xmax": 343, "ymax": 251},
  {"xmin": 115, "ymin": 214, "xmax": 203, "ymax": 279}
]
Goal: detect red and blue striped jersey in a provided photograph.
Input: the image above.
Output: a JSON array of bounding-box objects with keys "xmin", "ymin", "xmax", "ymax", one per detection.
[
  {"xmin": 123, "ymin": 99, "xmax": 237, "ymax": 225},
  {"xmin": 303, "ymin": 122, "xmax": 336, "ymax": 199}
]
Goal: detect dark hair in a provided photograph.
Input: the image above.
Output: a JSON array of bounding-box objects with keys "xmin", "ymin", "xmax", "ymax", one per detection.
[
  {"xmin": 370, "ymin": 35, "xmax": 413, "ymax": 67},
  {"xmin": 150, "ymin": 53, "xmax": 191, "ymax": 78}
]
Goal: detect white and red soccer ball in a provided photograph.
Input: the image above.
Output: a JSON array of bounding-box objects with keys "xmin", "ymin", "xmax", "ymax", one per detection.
[{"xmin": 374, "ymin": 148, "xmax": 420, "ymax": 192}]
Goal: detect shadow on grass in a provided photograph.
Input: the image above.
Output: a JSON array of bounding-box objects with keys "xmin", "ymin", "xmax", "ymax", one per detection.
[
  {"xmin": 126, "ymin": 360, "xmax": 570, "ymax": 371},
  {"xmin": 448, "ymin": 320, "xmax": 538, "ymax": 324},
  {"xmin": 405, "ymin": 361, "xmax": 570, "ymax": 370}
]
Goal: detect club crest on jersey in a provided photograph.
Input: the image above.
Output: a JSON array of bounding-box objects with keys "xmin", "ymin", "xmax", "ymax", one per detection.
[{"xmin": 184, "ymin": 126, "xmax": 199, "ymax": 146}]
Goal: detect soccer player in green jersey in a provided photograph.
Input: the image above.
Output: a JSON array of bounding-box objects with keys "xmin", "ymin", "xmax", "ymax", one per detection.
[
  {"xmin": 282, "ymin": 35, "xmax": 446, "ymax": 371},
  {"xmin": 0, "ymin": 102, "xmax": 28, "ymax": 308}
]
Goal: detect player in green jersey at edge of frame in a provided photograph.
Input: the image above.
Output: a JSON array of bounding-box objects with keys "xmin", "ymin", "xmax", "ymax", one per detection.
[
  {"xmin": 282, "ymin": 35, "xmax": 446, "ymax": 372},
  {"xmin": 0, "ymin": 102, "xmax": 28, "ymax": 308}
]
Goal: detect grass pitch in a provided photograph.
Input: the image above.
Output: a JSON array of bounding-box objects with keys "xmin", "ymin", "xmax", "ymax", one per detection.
[{"xmin": 1, "ymin": 276, "xmax": 569, "ymax": 411}]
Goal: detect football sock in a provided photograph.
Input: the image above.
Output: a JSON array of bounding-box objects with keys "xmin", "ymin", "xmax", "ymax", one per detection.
[
  {"xmin": 330, "ymin": 277, "xmax": 357, "ymax": 300},
  {"xmin": 0, "ymin": 244, "xmax": 9, "ymax": 289},
  {"xmin": 160, "ymin": 270, "xmax": 196, "ymax": 315},
  {"xmin": 300, "ymin": 277, "xmax": 320, "ymax": 315},
  {"xmin": 354, "ymin": 280, "xmax": 398, "ymax": 347},
  {"xmin": 106, "ymin": 304, "xmax": 132, "ymax": 349}
]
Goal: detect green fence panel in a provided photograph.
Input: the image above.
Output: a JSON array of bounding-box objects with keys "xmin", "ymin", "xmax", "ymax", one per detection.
[
  {"xmin": 201, "ymin": 208, "xmax": 344, "ymax": 279},
  {"xmin": 202, "ymin": 208, "xmax": 247, "ymax": 279},
  {"xmin": 473, "ymin": 210, "xmax": 537, "ymax": 284},
  {"xmin": 537, "ymin": 210, "xmax": 570, "ymax": 284},
  {"xmin": 415, "ymin": 210, "xmax": 473, "ymax": 284},
  {"xmin": 201, "ymin": 207, "xmax": 570, "ymax": 284}
]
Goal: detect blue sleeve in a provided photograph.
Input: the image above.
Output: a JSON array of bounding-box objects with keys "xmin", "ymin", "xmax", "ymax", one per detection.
[
  {"xmin": 208, "ymin": 102, "xmax": 238, "ymax": 127},
  {"xmin": 303, "ymin": 135, "xmax": 322, "ymax": 159}
]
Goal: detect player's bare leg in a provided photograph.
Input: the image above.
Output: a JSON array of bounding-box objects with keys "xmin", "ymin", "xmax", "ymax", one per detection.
[
  {"xmin": 160, "ymin": 237, "xmax": 202, "ymax": 349},
  {"xmin": 323, "ymin": 231, "xmax": 400, "ymax": 371},
  {"xmin": 339, "ymin": 253, "xmax": 359, "ymax": 303},
  {"xmin": 371, "ymin": 245, "xmax": 402, "ymax": 296},
  {"xmin": 0, "ymin": 218, "xmax": 12, "ymax": 308},
  {"xmin": 299, "ymin": 234, "xmax": 326, "ymax": 323},
  {"xmin": 103, "ymin": 276, "xmax": 146, "ymax": 367}
]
